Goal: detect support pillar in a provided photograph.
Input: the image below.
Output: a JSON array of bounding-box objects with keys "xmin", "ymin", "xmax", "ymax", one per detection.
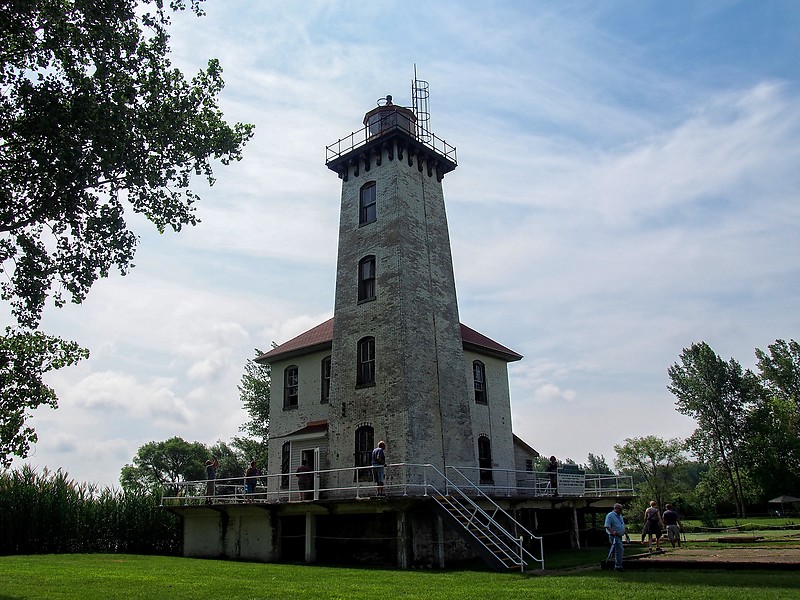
[
  {"xmin": 436, "ymin": 515, "xmax": 446, "ymax": 568},
  {"xmin": 571, "ymin": 507, "xmax": 580, "ymax": 549},
  {"xmin": 304, "ymin": 512, "xmax": 316, "ymax": 563},
  {"xmin": 397, "ymin": 511, "xmax": 409, "ymax": 569}
]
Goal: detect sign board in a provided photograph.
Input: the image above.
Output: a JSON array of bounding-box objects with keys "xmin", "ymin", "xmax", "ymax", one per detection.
[{"xmin": 557, "ymin": 465, "xmax": 586, "ymax": 496}]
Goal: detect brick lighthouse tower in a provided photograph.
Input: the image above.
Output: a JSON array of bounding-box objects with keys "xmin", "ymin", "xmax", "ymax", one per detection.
[{"xmin": 324, "ymin": 87, "xmax": 477, "ymax": 479}]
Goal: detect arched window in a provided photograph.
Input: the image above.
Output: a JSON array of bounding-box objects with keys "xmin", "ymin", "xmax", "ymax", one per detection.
[
  {"xmin": 478, "ymin": 435, "xmax": 493, "ymax": 484},
  {"xmin": 359, "ymin": 182, "xmax": 377, "ymax": 225},
  {"xmin": 354, "ymin": 424, "xmax": 374, "ymax": 480},
  {"xmin": 357, "ymin": 336, "xmax": 375, "ymax": 386},
  {"xmin": 320, "ymin": 356, "xmax": 331, "ymax": 403},
  {"xmin": 473, "ymin": 360, "xmax": 487, "ymax": 404},
  {"xmin": 284, "ymin": 365, "xmax": 298, "ymax": 408},
  {"xmin": 358, "ymin": 255, "xmax": 376, "ymax": 302}
]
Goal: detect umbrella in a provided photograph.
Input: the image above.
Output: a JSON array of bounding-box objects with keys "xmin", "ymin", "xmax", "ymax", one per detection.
[{"xmin": 768, "ymin": 494, "xmax": 800, "ymax": 515}]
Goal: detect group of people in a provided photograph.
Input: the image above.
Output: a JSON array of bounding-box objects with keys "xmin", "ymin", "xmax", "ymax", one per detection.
[
  {"xmin": 203, "ymin": 455, "xmax": 262, "ymax": 502},
  {"xmin": 201, "ymin": 441, "xmax": 388, "ymax": 503},
  {"xmin": 604, "ymin": 500, "xmax": 683, "ymax": 572}
]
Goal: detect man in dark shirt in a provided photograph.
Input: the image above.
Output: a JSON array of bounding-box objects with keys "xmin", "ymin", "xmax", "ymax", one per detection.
[{"xmin": 662, "ymin": 503, "xmax": 682, "ymax": 548}]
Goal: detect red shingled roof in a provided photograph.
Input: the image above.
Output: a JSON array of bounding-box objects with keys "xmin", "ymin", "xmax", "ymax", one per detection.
[{"xmin": 257, "ymin": 317, "xmax": 522, "ymax": 363}]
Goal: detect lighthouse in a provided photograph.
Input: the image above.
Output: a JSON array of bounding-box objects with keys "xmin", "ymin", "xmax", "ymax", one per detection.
[
  {"xmin": 325, "ymin": 92, "xmax": 476, "ymax": 478},
  {"xmin": 258, "ymin": 80, "xmax": 523, "ymax": 495}
]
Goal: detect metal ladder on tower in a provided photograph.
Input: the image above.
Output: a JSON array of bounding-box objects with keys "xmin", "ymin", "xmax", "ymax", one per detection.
[{"xmin": 426, "ymin": 466, "xmax": 544, "ymax": 571}]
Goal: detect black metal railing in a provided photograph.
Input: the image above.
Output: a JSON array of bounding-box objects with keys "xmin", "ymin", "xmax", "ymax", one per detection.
[{"xmin": 325, "ymin": 108, "xmax": 457, "ymax": 165}]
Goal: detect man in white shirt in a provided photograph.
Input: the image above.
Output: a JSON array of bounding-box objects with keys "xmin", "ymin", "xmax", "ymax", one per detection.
[{"xmin": 604, "ymin": 503, "xmax": 626, "ymax": 572}]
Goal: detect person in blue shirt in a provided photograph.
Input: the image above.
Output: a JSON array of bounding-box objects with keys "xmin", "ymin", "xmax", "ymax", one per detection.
[{"xmin": 604, "ymin": 503, "xmax": 627, "ymax": 572}]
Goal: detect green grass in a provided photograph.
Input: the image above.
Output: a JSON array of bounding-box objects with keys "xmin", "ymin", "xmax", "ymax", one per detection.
[{"xmin": 0, "ymin": 554, "xmax": 799, "ymax": 599}]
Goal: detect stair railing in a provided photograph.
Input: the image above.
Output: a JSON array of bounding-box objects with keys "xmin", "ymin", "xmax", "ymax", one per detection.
[{"xmin": 423, "ymin": 463, "xmax": 544, "ymax": 570}]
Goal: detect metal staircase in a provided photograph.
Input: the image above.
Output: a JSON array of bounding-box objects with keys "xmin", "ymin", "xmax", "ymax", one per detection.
[{"xmin": 427, "ymin": 466, "xmax": 543, "ymax": 571}]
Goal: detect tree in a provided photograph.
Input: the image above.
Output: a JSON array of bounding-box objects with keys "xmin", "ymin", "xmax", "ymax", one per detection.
[
  {"xmin": 1, "ymin": 0, "xmax": 253, "ymax": 462},
  {"xmin": 209, "ymin": 437, "xmax": 268, "ymax": 483},
  {"xmin": 1, "ymin": 0, "xmax": 253, "ymax": 327},
  {"xmin": 238, "ymin": 348, "xmax": 271, "ymax": 443},
  {"xmin": 746, "ymin": 339, "xmax": 800, "ymax": 498},
  {"xmin": 614, "ymin": 435, "xmax": 686, "ymax": 511},
  {"xmin": 0, "ymin": 328, "xmax": 88, "ymax": 467},
  {"xmin": 583, "ymin": 453, "xmax": 612, "ymax": 475},
  {"xmin": 667, "ymin": 342, "xmax": 761, "ymax": 517},
  {"xmin": 755, "ymin": 339, "xmax": 800, "ymax": 405},
  {"xmin": 120, "ymin": 436, "xmax": 209, "ymax": 492}
]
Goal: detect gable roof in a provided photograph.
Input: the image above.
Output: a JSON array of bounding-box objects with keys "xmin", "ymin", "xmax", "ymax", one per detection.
[{"xmin": 256, "ymin": 318, "xmax": 522, "ymax": 364}]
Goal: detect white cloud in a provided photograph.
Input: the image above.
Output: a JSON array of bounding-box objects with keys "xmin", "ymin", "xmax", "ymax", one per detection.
[{"xmin": 70, "ymin": 371, "xmax": 192, "ymax": 427}]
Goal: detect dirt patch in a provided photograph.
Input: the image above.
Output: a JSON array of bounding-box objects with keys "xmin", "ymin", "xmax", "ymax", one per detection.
[{"xmin": 635, "ymin": 545, "xmax": 800, "ymax": 565}]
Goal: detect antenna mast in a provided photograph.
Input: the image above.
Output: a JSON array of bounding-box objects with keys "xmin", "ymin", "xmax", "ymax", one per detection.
[{"xmin": 411, "ymin": 64, "xmax": 431, "ymax": 143}]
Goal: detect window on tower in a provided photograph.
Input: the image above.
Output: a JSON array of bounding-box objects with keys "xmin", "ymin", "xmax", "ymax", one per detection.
[
  {"xmin": 358, "ymin": 255, "xmax": 376, "ymax": 302},
  {"xmin": 321, "ymin": 356, "xmax": 331, "ymax": 403},
  {"xmin": 354, "ymin": 424, "xmax": 374, "ymax": 481},
  {"xmin": 284, "ymin": 365, "xmax": 299, "ymax": 409},
  {"xmin": 356, "ymin": 336, "xmax": 376, "ymax": 386},
  {"xmin": 359, "ymin": 182, "xmax": 376, "ymax": 225},
  {"xmin": 473, "ymin": 360, "xmax": 487, "ymax": 404}
]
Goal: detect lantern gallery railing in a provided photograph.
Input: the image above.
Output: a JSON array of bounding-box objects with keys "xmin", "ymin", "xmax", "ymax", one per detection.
[
  {"xmin": 325, "ymin": 108, "xmax": 457, "ymax": 166},
  {"xmin": 160, "ymin": 463, "xmax": 634, "ymax": 507}
]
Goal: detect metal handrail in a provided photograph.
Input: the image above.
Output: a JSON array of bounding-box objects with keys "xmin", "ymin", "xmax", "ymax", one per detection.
[
  {"xmin": 442, "ymin": 466, "xmax": 544, "ymax": 570},
  {"xmin": 160, "ymin": 465, "xmax": 634, "ymax": 506},
  {"xmin": 325, "ymin": 110, "xmax": 457, "ymax": 165}
]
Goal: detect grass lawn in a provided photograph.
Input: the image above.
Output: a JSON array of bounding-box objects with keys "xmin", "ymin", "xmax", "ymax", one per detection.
[{"xmin": 1, "ymin": 554, "xmax": 799, "ymax": 599}]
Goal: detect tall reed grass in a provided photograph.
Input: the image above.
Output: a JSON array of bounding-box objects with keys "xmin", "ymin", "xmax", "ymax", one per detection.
[{"xmin": 0, "ymin": 465, "xmax": 181, "ymax": 555}]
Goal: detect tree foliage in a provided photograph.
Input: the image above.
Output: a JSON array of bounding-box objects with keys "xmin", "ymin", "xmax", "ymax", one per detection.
[
  {"xmin": 0, "ymin": 328, "xmax": 88, "ymax": 467},
  {"xmin": 1, "ymin": 0, "xmax": 253, "ymax": 464},
  {"xmin": 583, "ymin": 453, "xmax": 613, "ymax": 475},
  {"xmin": 667, "ymin": 342, "xmax": 761, "ymax": 517},
  {"xmin": 746, "ymin": 339, "xmax": 800, "ymax": 498},
  {"xmin": 238, "ymin": 348, "xmax": 271, "ymax": 443},
  {"xmin": 614, "ymin": 435, "xmax": 686, "ymax": 511},
  {"xmin": 1, "ymin": 0, "xmax": 253, "ymax": 327},
  {"xmin": 120, "ymin": 436, "xmax": 209, "ymax": 491}
]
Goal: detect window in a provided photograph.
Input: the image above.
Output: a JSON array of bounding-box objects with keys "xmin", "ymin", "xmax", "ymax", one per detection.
[
  {"xmin": 284, "ymin": 365, "xmax": 298, "ymax": 408},
  {"xmin": 358, "ymin": 255, "xmax": 376, "ymax": 302},
  {"xmin": 281, "ymin": 442, "xmax": 290, "ymax": 489},
  {"xmin": 354, "ymin": 425, "xmax": 374, "ymax": 481},
  {"xmin": 473, "ymin": 361, "xmax": 487, "ymax": 404},
  {"xmin": 478, "ymin": 436, "xmax": 493, "ymax": 484},
  {"xmin": 321, "ymin": 356, "xmax": 331, "ymax": 403},
  {"xmin": 357, "ymin": 337, "xmax": 375, "ymax": 386},
  {"xmin": 359, "ymin": 182, "xmax": 376, "ymax": 225}
]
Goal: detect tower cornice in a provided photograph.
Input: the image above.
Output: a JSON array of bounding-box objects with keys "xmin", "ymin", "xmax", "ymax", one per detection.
[{"xmin": 325, "ymin": 108, "xmax": 457, "ymax": 182}]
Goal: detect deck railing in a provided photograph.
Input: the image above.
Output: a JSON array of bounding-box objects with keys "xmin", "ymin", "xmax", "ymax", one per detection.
[{"xmin": 160, "ymin": 464, "xmax": 634, "ymax": 507}]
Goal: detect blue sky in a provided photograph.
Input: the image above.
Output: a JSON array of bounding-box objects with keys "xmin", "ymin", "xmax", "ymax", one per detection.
[{"xmin": 11, "ymin": 0, "xmax": 800, "ymax": 487}]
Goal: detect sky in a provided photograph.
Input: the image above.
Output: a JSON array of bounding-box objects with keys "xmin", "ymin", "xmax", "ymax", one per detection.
[{"xmin": 9, "ymin": 0, "xmax": 800, "ymax": 488}]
